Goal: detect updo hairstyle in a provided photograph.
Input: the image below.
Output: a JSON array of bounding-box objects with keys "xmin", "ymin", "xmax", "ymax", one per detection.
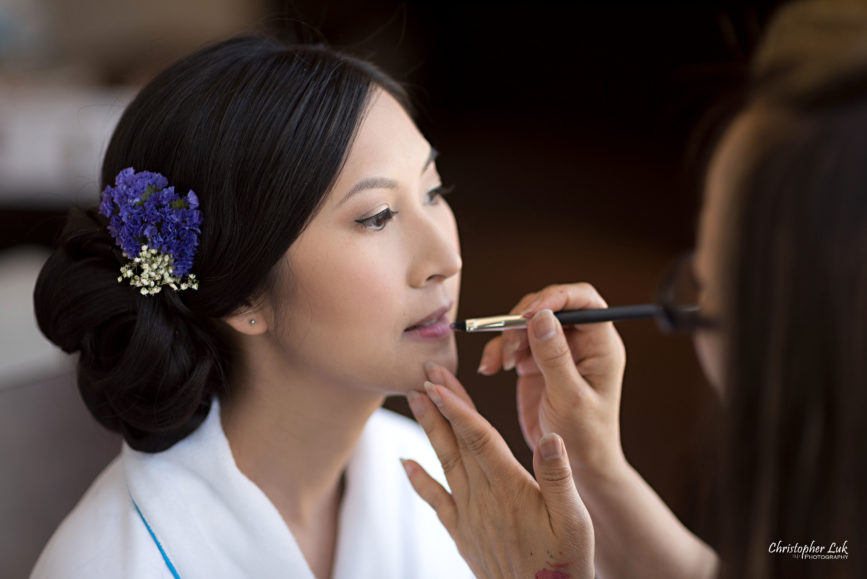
[{"xmin": 34, "ymin": 36, "xmax": 408, "ymax": 452}]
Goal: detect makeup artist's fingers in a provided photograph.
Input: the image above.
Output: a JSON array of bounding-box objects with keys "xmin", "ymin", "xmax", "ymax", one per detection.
[
  {"xmin": 402, "ymin": 459, "xmax": 458, "ymax": 534},
  {"xmin": 524, "ymin": 283, "xmax": 626, "ymax": 396},
  {"xmin": 425, "ymin": 362, "xmax": 475, "ymax": 409},
  {"xmin": 424, "ymin": 380, "xmax": 527, "ymax": 484},
  {"xmin": 515, "ymin": 351, "xmax": 541, "ymax": 377},
  {"xmin": 503, "ymin": 283, "xmax": 608, "ymax": 371},
  {"xmin": 516, "ymin": 376, "xmax": 545, "ymax": 448},
  {"xmin": 520, "ymin": 283, "xmax": 610, "ymax": 319},
  {"xmin": 498, "ymin": 289, "xmax": 542, "ymax": 321},
  {"xmin": 406, "ymin": 390, "xmax": 470, "ymax": 501},
  {"xmin": 531, "ymin": 435, "xmax": 596, "ymax": 578},
  {"xmin": 522, "ymin": 305, "xmax": 627, "ymax": 477},
  {"xmin": 478, "ymin": 335, "xmax": 504, "ymax": 376},
  {"xmin": 527, "ymin": 309, "xmax": 586, "ymax": 400},
  {"xmin": 410, "ymin": 384, "xmax": 596, "ymax": 579},
  {"xmin": 501, "ymin": 329, "xmax": 530, "ymax": 372},
  {"xmin": 500, "ymin": 290, "xmax": 544, "ymax": 371},
  {"xmin": 531, "ymin": 434, "xmax": 584, "ymax": 530}
]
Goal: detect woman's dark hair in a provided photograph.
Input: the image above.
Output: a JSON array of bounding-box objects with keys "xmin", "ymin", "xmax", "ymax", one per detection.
[
  {"xmin": 34, "ymin": 36, "xmax": 409, "ymax": 452},
  {"xmin": 718, "ymin": 2, "xmax": 867, "ymax": 577}
]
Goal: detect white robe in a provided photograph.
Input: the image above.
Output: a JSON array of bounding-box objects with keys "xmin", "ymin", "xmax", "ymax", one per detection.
[{"xmin": 31, "ymin": 402, "xmax": 474, "ymax": 578}]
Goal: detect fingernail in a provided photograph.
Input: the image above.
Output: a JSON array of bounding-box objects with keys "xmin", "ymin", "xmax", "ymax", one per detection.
[
  {"xmin": 400, "ymin": 458, "xmax": 417, "ymax": 476},
  {"xmin": 423, "ymin": 361, "xmax": 443, "ymax": 384},
  {"xmin": 503, "ymin": 334, "xmax": 521, "ymax": 371},
  {"xmin": 503, "ymin": 355, "xmax": 515, "ymax": 372},
  {"xmin": 424, "ymin": 381, "xmax": 444, "ymax": 407},
  {"xmin": 424, "ymin": 362, "xmax": 446, "ymax": 384},
  {"xmin": 532, "ymin": 309, "xmax": 557, "ymax": 341},
  {"xmin": 539, "ymin": 433, "xmax": 564, "ymax": 460},
  {"xmin": 406, "ymin": 390, "xmax": 426, "ymax": 417},
  {"xmin": 477, "ymin": 357, "xmax": 489, "ymax": 374},
  {"xmin": 521, "ymin": 296, "xmax": 543, "ymax": 318}
]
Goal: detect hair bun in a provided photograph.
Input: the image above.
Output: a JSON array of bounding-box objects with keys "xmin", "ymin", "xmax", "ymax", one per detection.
[
  {"xmin": 34, "ymin": 208, "xmax": 225, "ymax": 452},
  {"xmin": 35, "ymin": 209, "xmax": 133, "ymax": 353},
  {"xmin": 754, "ymin": 0, "xmax": 867, "ymax": 106}
]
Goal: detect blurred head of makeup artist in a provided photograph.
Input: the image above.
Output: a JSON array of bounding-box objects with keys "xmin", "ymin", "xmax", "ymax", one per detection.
[{"xmin": 402, "ymin": 1, "xmax": 866, "ymax": 578}]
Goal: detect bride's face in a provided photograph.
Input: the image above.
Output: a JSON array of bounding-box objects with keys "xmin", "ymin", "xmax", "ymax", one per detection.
[{"xmin": 268, "ymin": 89, "xmax": 462, "ymax": 394}]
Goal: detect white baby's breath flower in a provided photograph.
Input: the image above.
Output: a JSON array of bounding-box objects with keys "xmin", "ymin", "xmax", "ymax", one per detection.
[{"xmin": 116, "ymin": 244, "xmax": 198, "ymax": 294}]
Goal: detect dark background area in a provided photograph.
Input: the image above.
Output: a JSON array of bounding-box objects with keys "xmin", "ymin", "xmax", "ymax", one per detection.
[{"xmin": 1, "ymin": 0, "xmax": 790, "ymax": 563}]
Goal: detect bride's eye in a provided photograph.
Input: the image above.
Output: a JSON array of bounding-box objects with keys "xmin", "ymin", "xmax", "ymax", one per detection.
[
  {"xmin": 355, "ymin": 207, "xmax": 399, "ymax": 231},
  {"xmin": 424, "ymin": 184, "xmax": 455, "ymax": 206}
]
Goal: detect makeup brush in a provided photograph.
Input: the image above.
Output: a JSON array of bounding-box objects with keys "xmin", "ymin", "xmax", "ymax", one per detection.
[{"xmin": 451, "ymin": 304, "xmax": 664, "ymax": 332}]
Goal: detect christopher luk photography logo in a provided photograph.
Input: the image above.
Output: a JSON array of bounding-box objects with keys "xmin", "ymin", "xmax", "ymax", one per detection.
[{"xmin": 769, "ymin": 539, "xmax": 849, "ymax": 560}]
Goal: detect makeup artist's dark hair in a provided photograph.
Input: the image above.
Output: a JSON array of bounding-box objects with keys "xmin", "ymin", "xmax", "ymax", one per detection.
[
  {"xmin": 33, "ymin": 35, "xmax": 409, "ymax": 452},
  {"xmin": 717, "ymin": 2, "xmax": 867, "ymax": 578}
]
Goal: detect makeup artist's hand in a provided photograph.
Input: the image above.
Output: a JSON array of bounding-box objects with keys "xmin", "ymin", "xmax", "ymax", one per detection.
[
  {"xmin": 479, "ymin": 283, "xmax": 627, "ymax": 480},
  {"xmin": 402, "ymin": 364, "xmax": 594, "ymax": 579}
]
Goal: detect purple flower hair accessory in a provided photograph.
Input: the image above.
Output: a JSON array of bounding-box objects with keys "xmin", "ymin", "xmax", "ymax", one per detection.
[{"xmin": 99, "ymin": 167, "xmax": 203, "ymax": 295}]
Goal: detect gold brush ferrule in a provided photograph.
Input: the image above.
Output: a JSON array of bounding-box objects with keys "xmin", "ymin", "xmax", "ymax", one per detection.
[{"xmin": 464, "ymin": 315, "xmax": 529, "ymax": 332}]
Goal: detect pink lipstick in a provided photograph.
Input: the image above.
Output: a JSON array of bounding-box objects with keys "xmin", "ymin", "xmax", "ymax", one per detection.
[{"xmin": 404, "ymin": 304, "xmax": 453, "ymax": 340}]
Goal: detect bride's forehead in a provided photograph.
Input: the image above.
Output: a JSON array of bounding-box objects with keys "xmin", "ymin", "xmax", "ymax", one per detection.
[
  {"xmin": 334, "ymin": 96, "xmax": 430, "ymax": 179},
  {"xmin": 350, "ymin": 93, "xmax": 425, "ymax": 151}
]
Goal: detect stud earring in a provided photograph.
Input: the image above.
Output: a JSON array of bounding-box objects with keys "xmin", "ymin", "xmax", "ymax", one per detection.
[{"xmin": 249, "ymin": 319, "xmax": 256, "ymax": 326}]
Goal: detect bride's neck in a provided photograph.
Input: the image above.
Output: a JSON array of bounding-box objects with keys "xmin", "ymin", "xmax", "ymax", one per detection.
[{"xmin": 220, "ymin": 341, "xmax": 384, "ymax": 527}]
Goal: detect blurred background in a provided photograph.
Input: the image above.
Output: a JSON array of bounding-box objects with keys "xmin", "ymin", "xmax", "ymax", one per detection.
[{"xmin": 0, "ymin": 0, "xmax": 787, "ymax": 575}]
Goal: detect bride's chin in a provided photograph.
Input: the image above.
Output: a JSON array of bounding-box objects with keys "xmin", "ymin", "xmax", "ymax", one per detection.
[{"xmin": 366, "ymin": 347, "xmax": 458, "ymax": 396}]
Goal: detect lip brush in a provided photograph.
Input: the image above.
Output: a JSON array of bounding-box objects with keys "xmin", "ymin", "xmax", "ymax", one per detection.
[{"xmin": 451, "ymin": 304, "xmax": 663, "ymax": 332}]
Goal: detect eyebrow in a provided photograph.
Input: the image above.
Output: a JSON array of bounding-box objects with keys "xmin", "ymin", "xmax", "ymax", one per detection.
[{"xmin": 339, "ymin": 147, "xmax": 439, "ymax": 205}]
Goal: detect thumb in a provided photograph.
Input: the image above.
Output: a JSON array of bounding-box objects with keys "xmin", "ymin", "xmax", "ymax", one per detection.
[
  {"xmin": 527, "ymin": 309, "xmax": 583, "ymax": 395},
  {"xmin": 532, "ymin": 432, "xmax": 584, "ymax": 529}
]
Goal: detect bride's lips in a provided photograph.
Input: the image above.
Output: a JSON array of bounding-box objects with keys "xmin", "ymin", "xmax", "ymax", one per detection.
[{"xmin": 404, "ymin": 303, "xmax": 454, "ymax": 340}]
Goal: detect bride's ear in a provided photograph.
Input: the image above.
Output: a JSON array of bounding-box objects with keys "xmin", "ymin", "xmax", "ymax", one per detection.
[{"xmin": 223, "ymin": 304, "xmax": 271, "ymax": 336}]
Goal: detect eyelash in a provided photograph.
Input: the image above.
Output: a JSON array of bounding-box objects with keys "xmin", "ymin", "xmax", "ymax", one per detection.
[
  {"xmin": 355, "ymin": 207, "xmax": 400, "ymax": 231},
  {"xmin": 425, "ymin": 184, "xmax": 455, "ymax": 205},
  {"xmin": 355, "ymin": 184, "xmax": 455, "ymax": 231}
]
